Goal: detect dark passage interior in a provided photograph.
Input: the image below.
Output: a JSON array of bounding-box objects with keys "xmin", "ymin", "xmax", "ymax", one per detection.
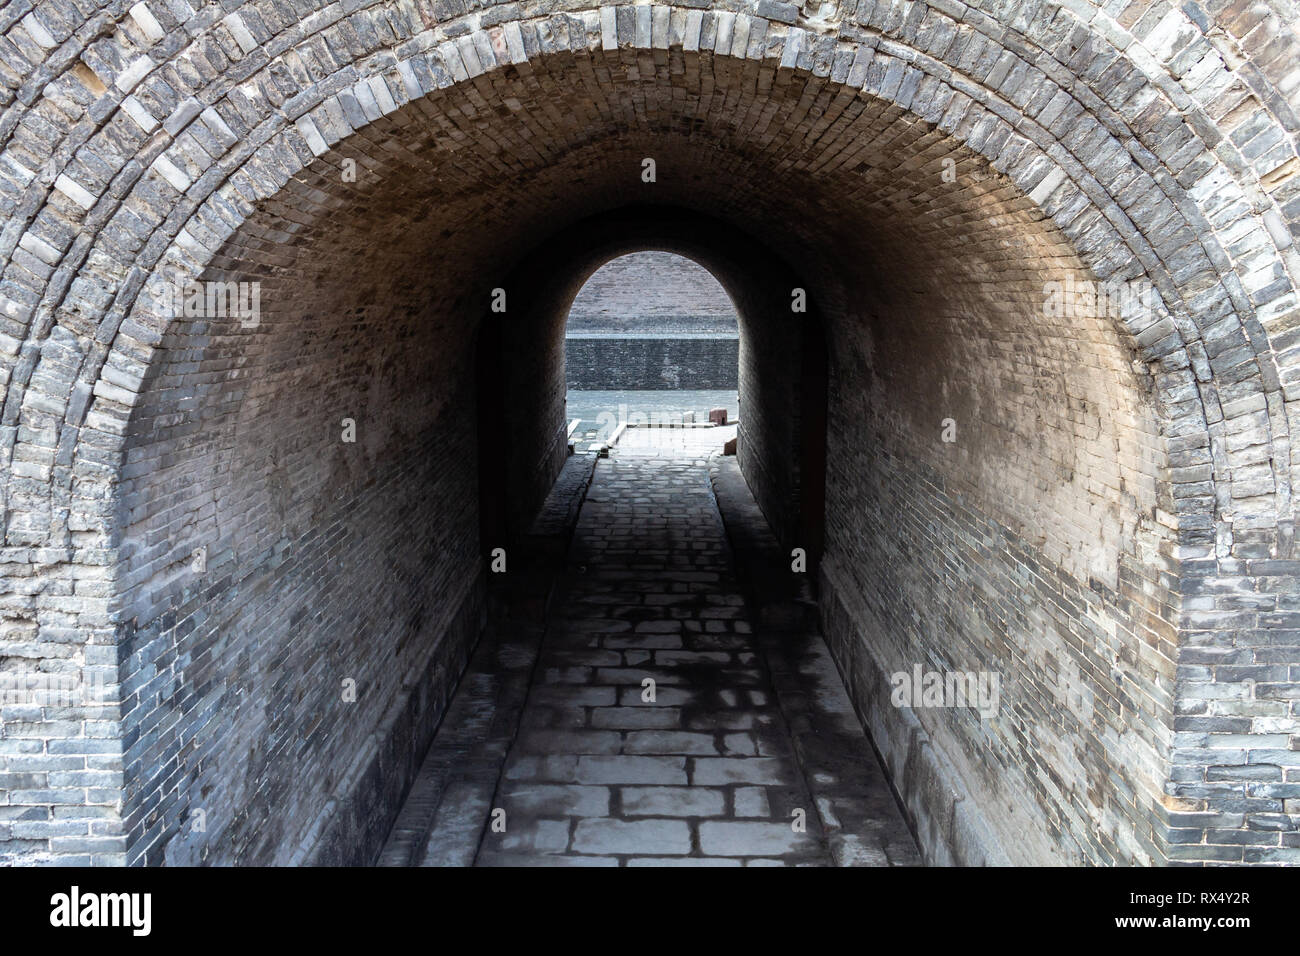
[
  {"xmin": 111, "ymin": 45, "xmax": 1173, "ymax": 867},
  {"xmin": 380, "ymin": 419, "xmax": 920, "ymax": 866},
  {"xmin": 378, "ymin": 242, "xmax": 870, "ymax": 867}
]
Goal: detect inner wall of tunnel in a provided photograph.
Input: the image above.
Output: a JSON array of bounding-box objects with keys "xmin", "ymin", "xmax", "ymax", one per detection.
[{"xmin": 106, "ymin": 43, "xmax": 1184, "ymax": 867}]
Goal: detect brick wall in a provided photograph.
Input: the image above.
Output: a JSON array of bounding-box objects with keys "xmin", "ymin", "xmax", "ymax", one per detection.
[
  {"xmin": 565, "ymin": 337, "xmax": 738, "ymax": 390},
  {"xmin": 565, "ymin": 252, "xmax": 739, "ymax": 390},
  {"xmin": 818, "ymin": 275, "xmax": 1174, "ymax": 864},
  {"xmin": 113, "ymin": 220, "xmax": 486, "ymax": 864},
  {"xmin": 736, "ymin": 285, "xmax": 807, "ymax": 553},
  {"xmin": 2, "ymin": 0, "xmax": 1298, "ymax": 866},
  {"xmin": 568, "ymin": 251, "xmax": 737, "ymax": 325}
]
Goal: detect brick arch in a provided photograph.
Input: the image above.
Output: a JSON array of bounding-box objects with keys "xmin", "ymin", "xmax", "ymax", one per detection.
[
  {"xmin": 1, "ymin": 2, "xmax": 1295, "ymax": 524},
  {"xmin": 0, "ymin": 1, "xmax": 1296, "ymax": 865}
]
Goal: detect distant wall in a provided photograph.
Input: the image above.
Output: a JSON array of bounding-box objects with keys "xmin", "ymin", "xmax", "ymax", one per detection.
[
  {"xmin": 568, "ymin": 251, "xmax": 737, "ymax": 326},
  {"xmin": 565, "ymin": 336, "xmax": 738, "ymax": 389},
  {"xmin": 566, "ymin": 252, "xmax": 739, "ymax": 390}
]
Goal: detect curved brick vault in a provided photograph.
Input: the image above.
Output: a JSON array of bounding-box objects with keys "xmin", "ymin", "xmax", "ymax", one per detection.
[{"xmin": 1, "ymin": 0, "xmax": 1298, "ymax": 866}]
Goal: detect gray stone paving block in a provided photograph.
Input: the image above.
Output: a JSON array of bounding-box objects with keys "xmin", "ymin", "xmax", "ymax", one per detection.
[
  {"xmin": 699, "ymin": 821, "xmax": 818, "ymax": 857},
  {"xmin": 627, "ymin": 856, "xmax": 743, "ymax": 866},
  {"xmin": 722, "ymin": 733, "xmax": 762, "ymax": 756},
  {"xmin": 477, "ymin": 852, "xmax": 618, "ymax": 867},
  {"xmin": 734, "ymin": 787, "xmax": 772, "ymax": 817},
  {"xmin": 625, "ymin": 731, "xmax": 721, "ymax": 755},
  {"xmin": 605, "ymin": 634, "xmax": 682, "ymax": 649},
  {"xmin": 685, "ymin": 712, "xmax": 767, "ymax": 730},
  {"xmin": 590, "ymin": 707, "xmax": 683, "ymax": 729},
  {"xmin": 616, "ymin": 686, "xmax": 702, "ymax": 707},
  {"xmin": 504, "ymin": 754, "xmax": 580, "ymax": 782},
  {"xmin": 575, "ymin": 755, "xmax": 688, "ymax": 785},
  {"xmin": 571, "ymin": 818, "xmax": 692, "ymax": 855},
  {"xmin": 487, "ymin": 818, "xmax": 572, "ymax": 854},
  {"xmin": 692, "ymin": 757, "xmax": 790, "ymax": 785},
  {"xmin": 500, "ymin": 784, "xmax": 612, "ymax": 817},
  {"xmin": 621, "ymin": 786, "xmax": 728, "ymax": 817},
  {"xmin": 519, "ymin": 730, "xmax": 623, "ymax": 754}
]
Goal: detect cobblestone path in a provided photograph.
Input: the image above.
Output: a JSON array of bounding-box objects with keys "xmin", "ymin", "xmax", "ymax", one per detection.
[{"xmin": 382, "ymin": 428, "xmax": 919, "ymax": 866}]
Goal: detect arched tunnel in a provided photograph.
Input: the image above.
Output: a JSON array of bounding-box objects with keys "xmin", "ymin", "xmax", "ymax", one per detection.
[{"xmin": 1, "ymin": 0, "xmax": 1299, "ymax": 868}]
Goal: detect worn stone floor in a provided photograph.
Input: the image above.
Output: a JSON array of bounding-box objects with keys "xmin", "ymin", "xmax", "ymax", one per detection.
[{"xmin": 379, "ymin": 426, "xmax": 920, "ymax": 866}]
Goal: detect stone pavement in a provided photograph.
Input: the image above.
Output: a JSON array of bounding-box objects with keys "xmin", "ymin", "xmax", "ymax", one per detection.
[{"xmin": 381, "ymin": 426, "xmax": 919, "ymax": 866}]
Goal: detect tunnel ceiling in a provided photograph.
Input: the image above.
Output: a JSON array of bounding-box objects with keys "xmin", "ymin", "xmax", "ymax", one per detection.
[
  {"xmin": 153, "ymin": 38, "xmax": 1163, "ymax": 586},
  {"xmin": 0, "ymin": 1, "xmax": 1290, "ymax": 551},
  {"xmin": 198, "ymin": 48, "xmax": 1141, "ymax": 338},
  {"xmin": 1, "ymin": 1, "xmax": 1291, "ymax": 557}
]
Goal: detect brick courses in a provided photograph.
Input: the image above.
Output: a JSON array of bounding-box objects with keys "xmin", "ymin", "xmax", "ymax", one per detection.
[{"xmin": 0, "ymin": 0, "xmax": 1298, "ymax": 865}]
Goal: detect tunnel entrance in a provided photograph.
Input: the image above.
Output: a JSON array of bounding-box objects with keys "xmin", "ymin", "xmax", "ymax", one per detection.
[
  {"xmin": 121, "ymin": 70, "xmax": 1178, "ymax": 866},
  {"xmin": 121, "ymin": 77, "xmax": 1174, "ymax": 865},
  {"xmin": 9, "ymin": 5, "xmax": 1293, "ymax": 868}
]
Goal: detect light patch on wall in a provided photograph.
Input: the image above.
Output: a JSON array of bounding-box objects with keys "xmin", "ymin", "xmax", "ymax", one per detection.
[{"xmin": 72, "ymin": 60, "xmax": 107, "ymax": 96}]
